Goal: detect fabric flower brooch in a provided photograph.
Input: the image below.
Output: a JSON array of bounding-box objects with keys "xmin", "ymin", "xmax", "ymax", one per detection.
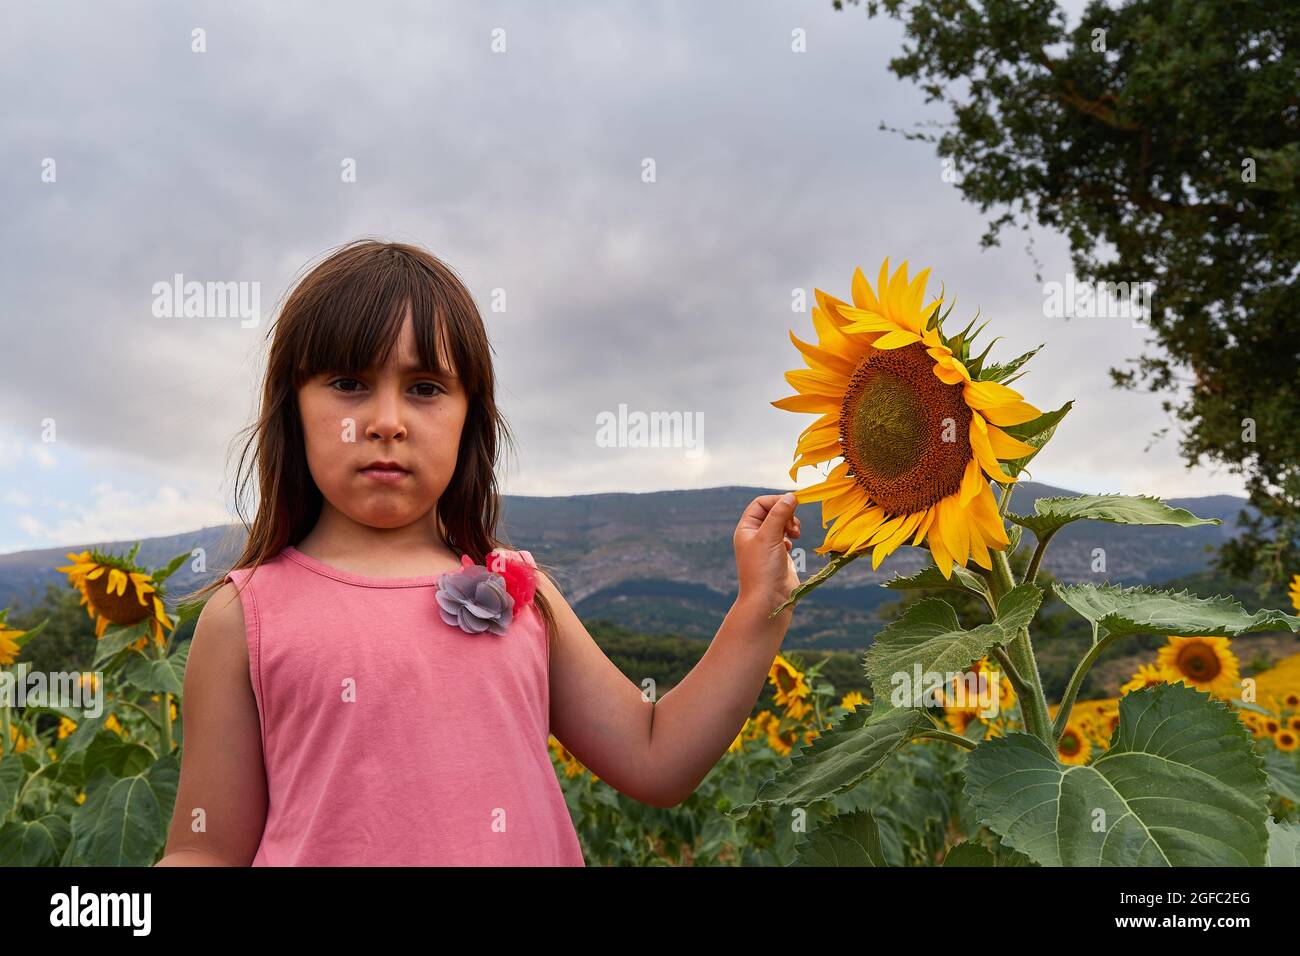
[{"xmin": 435, "ymin": 549, "xmax": 538, "ymax": 636}]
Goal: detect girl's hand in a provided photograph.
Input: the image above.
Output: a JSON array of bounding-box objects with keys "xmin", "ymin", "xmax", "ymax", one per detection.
[{"xmin": 733, "ymin": 492, "xmax": 802, "ymax": 611}]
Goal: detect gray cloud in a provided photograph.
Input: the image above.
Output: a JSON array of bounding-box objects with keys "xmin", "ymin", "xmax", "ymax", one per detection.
[{"xmin": 0, "ymin": 0, "xmax": 1241, "ymax": 551}]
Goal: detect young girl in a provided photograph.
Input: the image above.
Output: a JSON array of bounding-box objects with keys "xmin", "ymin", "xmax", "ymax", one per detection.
[{"xmin": 156, "ymin": 239, "xmax": 802, "ymax": 867}]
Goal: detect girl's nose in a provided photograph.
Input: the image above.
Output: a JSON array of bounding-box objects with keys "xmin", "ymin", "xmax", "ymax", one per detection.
[{"xmin": 365, "ymin": 391, "xmax": 407, "ymax": 441}]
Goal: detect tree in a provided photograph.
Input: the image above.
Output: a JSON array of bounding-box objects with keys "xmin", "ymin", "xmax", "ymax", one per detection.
[{"xmin": 836, "ymin": 0, "xmax": 1300, "ymax": 586}]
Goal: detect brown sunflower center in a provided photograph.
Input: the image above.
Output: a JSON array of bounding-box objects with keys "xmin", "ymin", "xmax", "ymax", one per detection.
[
  {"xmin": 84, "ymin": 572, "xmax": 152, "ymax": 626},
  {"xmin": 838, "ymin": 342, "xmax": 973, "ymax": 514},
  {"xmin": 1176, "ymin": 642, "xmax": 1221, "ymax": 681},
  {"xmin": 1059, "ymin": 731, "xmax": 1081, "ymax": 756}
]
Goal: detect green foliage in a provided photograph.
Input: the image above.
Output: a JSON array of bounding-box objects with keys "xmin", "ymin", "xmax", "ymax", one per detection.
[
  {"xmin": 1052, "ymin": 582, "xmax": 1300, "ymax": 640},
  {"xmin": 727, "ymin": 705, "xmax": 927, "ymax": 819},
  {"xmin": 863, "ymin": 584, "xmax": 1041, "ymax": 702},
  {"xmin": 1009, "ymin": 493, "xmax": 1221, "ymax": 538},
  {"xmin": 0, "ymin": 547, "xmax": 189, "ymax": 866},
  {"xmin": 965, "ymin": 684, "xmax": 1270, "ymax": 865}
]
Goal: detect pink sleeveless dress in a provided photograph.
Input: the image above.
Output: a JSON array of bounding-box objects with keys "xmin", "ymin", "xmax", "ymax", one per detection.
[{"xmin": 223, "ymin": 545, "xmax": 586, "ymax": 866}]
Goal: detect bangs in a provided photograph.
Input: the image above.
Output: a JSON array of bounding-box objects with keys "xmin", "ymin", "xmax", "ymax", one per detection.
[{"xmin": 288, "ymin": 248, "xmax": 470, "ymax": 389}]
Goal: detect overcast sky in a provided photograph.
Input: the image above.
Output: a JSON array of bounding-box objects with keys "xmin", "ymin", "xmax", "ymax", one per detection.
[{"xmin": 0, "ymin": 0, "xmax": 1243, "ymax": 555}]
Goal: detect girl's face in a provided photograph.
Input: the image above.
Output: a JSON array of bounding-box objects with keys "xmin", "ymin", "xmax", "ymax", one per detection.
[{"xmin": 297, "ymin": 309, "xmax": 469, "ymax": 531}]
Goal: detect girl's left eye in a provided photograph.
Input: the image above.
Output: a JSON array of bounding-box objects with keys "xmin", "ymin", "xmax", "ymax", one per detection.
[{"xmin": 411, "ymin": 382, "xmax": 445, "ymax": 397}]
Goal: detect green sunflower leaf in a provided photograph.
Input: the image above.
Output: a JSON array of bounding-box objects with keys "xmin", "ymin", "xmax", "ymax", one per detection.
[
  {"xmin": 999, "ymin": 400, "xmax": 1072, "ymax": 480},
  {"xmin": 726, "ymin": 704, "xmax": 927, "ymax": 820},
  {"xmin": 1266, "ymin": 819, "xmax": 1300, "ymax": 866},
  {"xmin": 863, "ymin": 584, "xmax": 1042, "ymax": 706},
  {"xmin": 941, "ymin": 840, "xmax": 1034, "ymax": 866},
  {"xmin": 881, "ymin": 564, "xmax": 993, "ymax": 607},
  {"xmin": 121, "ymin": 641, "xmax": 189, "ymax": 697},
  {"xmin": 794, "ymin": 810, "xmax": 888, "ymax": 866},
  {"xmin": 1008, "ymin": 494, "xmax": 1221, "ymax": 538},
  {"xmin": 1263, "ymin": 750, "xmax": 1300, "ymax": 804},
  {"xmin": 769, "ymin": 551, "xmax": 861, "ymax": 618},
  {"xmin": 0, "ymin": 755, "xmax": 22, "ymax": 817},
  {"xmin": 964, "ymin": 683, "xmax": 1270, "ymax": 866},
  {"xmin": 70, "ymin": 754, "xmax": 179, "ymax": 867},
  {"xmin": 0, "ymin": 815, "xmax": 71, "ymax": 866},
  {"xmin": 92, "ymin": 619, "xmax": 153, "ymax": 669},
  {"xmin": 1052, "ymin": 583, "xmax": 1300, "ymax": 642}
]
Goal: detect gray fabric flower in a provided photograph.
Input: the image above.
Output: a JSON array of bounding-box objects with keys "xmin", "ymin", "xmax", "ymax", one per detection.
[{"xmin": 436, "ymin": 561, "xmax": 515, "ymax": 635}]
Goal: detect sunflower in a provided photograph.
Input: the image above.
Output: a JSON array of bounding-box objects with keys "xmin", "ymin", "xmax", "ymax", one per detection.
[
  {"xmin": 839, "ymin": 690, "xmax": 870, "ymax": 712},
  {"xmin": 1276, "ymin": 729, "xmax": 1299, "ymax": 753},
  {"xmin": 728, "ymin": 721, "xmax": 749, "ymax": 754},
  {"xmin": 1121, "ymin": 663, "xmax": 1166, "ymax": 696},
  {"xmin": 6, "ymin": 722, "xmax": 35, "ymax": 754},
  {"xmin": 944, "ymin": 707, "xmax": 983, "ymax": 736},
  {"xmin": 773, "ymin": 259, "xmax": 1043, "ymax": 578},
  {"xmin": 57, "ymin": 548, "xmax": 173, "ymax": 647},
  {"xmin": 0, "ymin": 622, "xmax": 22, "ymax": 666},
  {"xmin": 766, "ymin": 722, "xmax": 801, "ymax": 757},
  {"xmin": 1157, "ymin": 636, "xmax": 1240, "ymax": 698},
  {"xmin": 1057, "ymin": 723, "xmax": 1092, "ymax": 765},
  {"xmin": 547, "ymin": 735, "xmax": 589, "ymax": 779},
  {"xmin": 768, "ymin": 655, "xmax": 811, "ymax": 715},
  {"xmin": 1290, "ymin": 573, "xmax": 1300, "ymax": 615}
]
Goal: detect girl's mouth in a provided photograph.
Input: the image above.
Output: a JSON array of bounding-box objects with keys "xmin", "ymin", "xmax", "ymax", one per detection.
[{"xmin": 359, "ymin": 461, "xmax": 411, "ymax": 483}]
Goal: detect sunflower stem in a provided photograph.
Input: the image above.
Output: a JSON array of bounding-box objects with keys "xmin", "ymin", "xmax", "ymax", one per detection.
[
  {"xmin": 989, "ymin": 646, "xmax": 1030, "ymax": 701},
  {"xmin": 989, "ymin": 549, "xmax": 1052, "ymax": 747},
  {"xmin": 1024, "ymin": 528, "xmax": 1058, "ymax": 588},
  {"xmin": 914, "ymin": 729, "xmax": 977, "ymax": 751},
  {"xmin": 1052, "ymin": 631, "xmax": 1120, "ymax": 742}
]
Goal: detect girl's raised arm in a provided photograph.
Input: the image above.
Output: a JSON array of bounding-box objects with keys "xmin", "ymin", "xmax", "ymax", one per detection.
[
  {"xmin": 547, "ymin": 493, "xmax": 800, "ymax": 808},
  {"xmin": 155, "ymin": 583, "xmax": 268, "ymax": 866}
]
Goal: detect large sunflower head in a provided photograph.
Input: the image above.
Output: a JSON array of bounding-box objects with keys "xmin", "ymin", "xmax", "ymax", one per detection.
[
  {"xmin": 57, "ymin": 546, "xmax": 173, "ymax": 647},
  {"xmin": 773, "ymin": 259, "xmax": 1042, "ymax": 578},
  {"xmin": 1156, "ymin": 635, "xmax": 1240, "ymax": 698}
]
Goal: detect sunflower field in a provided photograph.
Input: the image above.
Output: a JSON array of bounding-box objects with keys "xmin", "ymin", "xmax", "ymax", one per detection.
[
  {"xmin": 753, "ymin": 258, "xmax": 1300, "ymax": 866},
  {"xmin": 2, "ymin": 259, "xmax": 1299, "ymax": 866}
]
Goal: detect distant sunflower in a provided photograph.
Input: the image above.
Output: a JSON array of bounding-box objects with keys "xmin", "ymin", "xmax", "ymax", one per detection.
[
  {"xmin": 0, "ymin": 622, "xmax": 23, "ymax": 666},
  {"xmin": 944, "ymin": 707, "xmax": 983, "ymax": 736},
  {"xmin": 773, "ymin": 259, "xmax": 1042, "ymax": 577},
  {"xmin": 839, "ymin": 690, "xmax": 869, "ymax": 712},
  {"xmin": 1120, "ymin": 663, "xmax": 1166, "ymax": 696},
  {"xmin": 1157, "ymin": 636, "xmax": 1240, "ymax": 698},
  {"xmin": 766, "ymin": 722, "xmax": 800, "ymax": 757},
  {"xmin": 1057, "ymin": 723, "xmax": 1092, "ymax": 766},
  {"xmin": 57, "ymin": 549, "xmax": 172, "ymax": 647},
  {"xmin": 547, "ymin": 735, "xmax": 589, "ymax": 779},
  {"xmin": 1276, "ymin": 729, "xmax": 1299, "ymax": 753},
  {"xmin": 768, "ymin": 655, "xmax": 811, "ymax": 715},
  {"xmin": 1290, "ymin": 573, "xmax": 1300, "ymax": 615}
]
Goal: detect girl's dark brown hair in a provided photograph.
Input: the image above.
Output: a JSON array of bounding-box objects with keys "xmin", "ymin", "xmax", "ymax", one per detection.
[{"xmin": 181, "ymin": 238, "xmax": 560, "ymax": 648}]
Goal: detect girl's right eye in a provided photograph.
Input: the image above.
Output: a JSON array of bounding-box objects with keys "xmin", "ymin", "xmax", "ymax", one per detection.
[{"xmin": 330, "ymin": 377, "xmax": 364, "ymax": 393}]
